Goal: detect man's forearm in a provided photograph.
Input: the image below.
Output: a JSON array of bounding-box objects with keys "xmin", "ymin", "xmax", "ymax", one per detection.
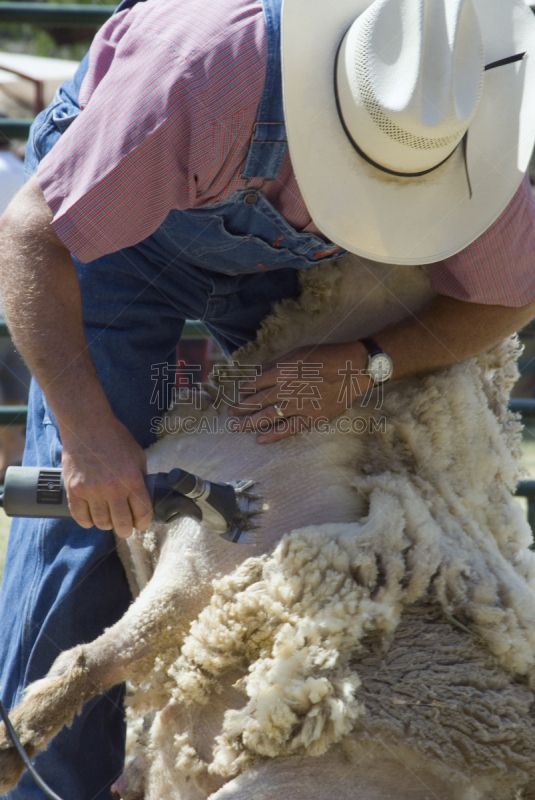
[
  {"xmin": 230, "ymin": 282, "xmax": 535, "ymax": 444},
  {"xmin": 371, "ymin": 292, "xmax": 535, "ymax": 380},
  {"xmin": 0, "ymin": 175, "xmax": 113, "ymax": 433},
  {"xmin": 0, "ymin": 175, "xmax": 152, "ymax": 536}
]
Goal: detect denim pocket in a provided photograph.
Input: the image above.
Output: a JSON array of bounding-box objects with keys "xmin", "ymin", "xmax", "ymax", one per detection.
[
  {"xmin": 51, "ymin": 103, "xmax": 81, "ymax": 133},
  {"xmin": 28, "ymin": 95, "xmax": 81, "ymax": 171}
]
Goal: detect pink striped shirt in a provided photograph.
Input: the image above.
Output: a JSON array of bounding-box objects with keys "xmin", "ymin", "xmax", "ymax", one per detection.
[{"xmin": 37, "ymin": 0, "xmax": 535, "ymax": 307}]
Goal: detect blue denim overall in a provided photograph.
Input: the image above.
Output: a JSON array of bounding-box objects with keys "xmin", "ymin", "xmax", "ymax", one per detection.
[{"xmin": 0, "ymin": 1, "xmax": 344, "ymax": 798}]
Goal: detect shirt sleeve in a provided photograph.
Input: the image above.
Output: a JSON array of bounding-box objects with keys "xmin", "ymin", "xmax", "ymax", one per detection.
[
  {"xmin": 428, "ymin": 174, "xmax": 535, "ymax": 307},
  {"xmin": 36, "ymin": 0, "xmax": 264, "ymax": 264}
]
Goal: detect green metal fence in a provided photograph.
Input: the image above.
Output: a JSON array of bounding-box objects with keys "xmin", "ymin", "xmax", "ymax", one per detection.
[
  {"xmin": 0, "ymin": 319, "xmax": 208, "ymax": 428},
  {"xmin": 0, "ymin": 119, "xmax": 31, "ymax": 139},
  {"xmin": 0, "ymin": 3, "xmax": 114, "ymax": 26}
]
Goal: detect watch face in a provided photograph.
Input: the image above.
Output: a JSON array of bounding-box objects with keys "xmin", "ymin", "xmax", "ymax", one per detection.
[{"xmin": 369, "ymin": 354, "xmax": 393, "ymax": 383}]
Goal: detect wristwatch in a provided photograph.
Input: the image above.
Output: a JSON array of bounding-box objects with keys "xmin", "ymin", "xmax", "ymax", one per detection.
[{"xmin": 359, "ymin": 337, "xmax": 393, "ymax": 385}]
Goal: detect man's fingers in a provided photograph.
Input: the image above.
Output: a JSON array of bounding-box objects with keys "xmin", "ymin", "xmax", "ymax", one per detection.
[
  {"xmin": 231, "ymin": 399, "xmax": 327, "ymax": 431},
  {"xmin": 128, "ymin": 488, "xmax": 153, "ymax": 531},
  {"xmin": 236, "ymin": 362, "xmax": 288, "ymax": 401},
  {"xmin": 229, "ymin": 387, "xmax": 286, "ymax": 417},
  {"xmin": 68, "ymin": 495, "xmax": 93, "ymax": 529},
  {"xmin": 88, "ymin": 499, "xmax": 114, "ymax": 531},
  {"xmin": 239, "ymin": 372, "xmax": 275, "ymax": 393},
  {"xmin": 228, "ymin": 405, "xmax": 286, "ymax": 431},
  {"xmin": 108, "ymin": 496, "xmax": 135, "ymax": 539},
  {"xmin": 257, "ymin": 416, "xmax": 309, "ymax": 444},
  {"xmin": 65, "ymin": 467, "xmax": 151, "ymax": 537}
]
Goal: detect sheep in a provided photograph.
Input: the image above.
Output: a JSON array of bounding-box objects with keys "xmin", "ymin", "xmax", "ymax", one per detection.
[{"xmin": 1, "ymin": 254, "xmax": 535, "ymax": 800}]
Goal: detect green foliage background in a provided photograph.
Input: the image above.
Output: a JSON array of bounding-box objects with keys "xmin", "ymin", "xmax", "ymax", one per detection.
[{"xmin": 0, "ymin": 0, "xmax": 100, "ymax": 61}]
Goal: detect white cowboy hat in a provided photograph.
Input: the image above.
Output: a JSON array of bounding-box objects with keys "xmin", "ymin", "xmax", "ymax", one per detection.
[{"xmin": 281, "ymin": 0, "xmax": 535, "ymax": 264}]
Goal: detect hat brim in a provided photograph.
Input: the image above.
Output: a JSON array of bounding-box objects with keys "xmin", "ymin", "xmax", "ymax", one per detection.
[{"xmin": 282, "ymin": 0, "xmax": 535, "ymax": 265}]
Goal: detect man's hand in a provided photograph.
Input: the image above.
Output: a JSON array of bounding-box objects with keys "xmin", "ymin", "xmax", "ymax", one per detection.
[
  {"xmin": 0, "ymin": 176, "xmax": 154, "ymax": 538},
  {"xmin": 228, "ymin": 292, "xmax": 535, "ymax": 445},
  {"xmin": 228, "ymin": 342, "xmax": 370, "ymax": 443},
  {"xmin": 61, "ymin": 413, "xmax": 153, "ymax": 538}
]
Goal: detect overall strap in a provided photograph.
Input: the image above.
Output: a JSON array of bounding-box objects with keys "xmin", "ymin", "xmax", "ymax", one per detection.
[
  {"xmin": 241, "ymin": 0, "xmax": 288, "ymax": 180},
  {"xmin": 114, "ymin": 0, "xmax": 147, "ymax": 12}
]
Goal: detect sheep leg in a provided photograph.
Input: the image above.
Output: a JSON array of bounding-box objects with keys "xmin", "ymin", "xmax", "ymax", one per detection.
[
  {"xmin": 111, "ymin": 710, "xmax": 155, "ymax": 800},
  {"xmin": 0, "ymin": 528, "xmax": 209, "ymax": 794}
]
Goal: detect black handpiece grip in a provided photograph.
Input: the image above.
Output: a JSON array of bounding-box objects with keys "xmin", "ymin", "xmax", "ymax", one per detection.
[
  {"xmin": 144, "ymin": 472, "xmax": 202, "ymax": 525},
  {"xmin": 166, "ymin": 467, "xmax": 199, "ymax": 496}
]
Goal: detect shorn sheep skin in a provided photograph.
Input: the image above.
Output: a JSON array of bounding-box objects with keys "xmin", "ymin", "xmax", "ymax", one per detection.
[{"xmin": 1, "ymin": 256, "xmax": 535, "ymax": 800}]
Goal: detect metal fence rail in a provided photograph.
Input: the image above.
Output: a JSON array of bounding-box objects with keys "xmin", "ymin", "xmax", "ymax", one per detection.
[
  {"xmin": 0, "ymin": 119, "xmax": 32, "ymax": 138},
  {"xmin": 0, "ymin": 3, "xmax": 114, "ymax": 26},
  {"xmin": 0, "ymin": 319, "xmax": 208, "ymax": 425}
]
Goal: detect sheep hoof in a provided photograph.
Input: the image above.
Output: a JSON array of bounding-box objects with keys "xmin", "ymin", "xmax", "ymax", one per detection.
[
  {"xmin": 111, "ymin": 777, "xmax": 144, "ymax": 800},
  {"xmin": 111, "ymin": 760, "xmax": 145, "ymax": 800}
]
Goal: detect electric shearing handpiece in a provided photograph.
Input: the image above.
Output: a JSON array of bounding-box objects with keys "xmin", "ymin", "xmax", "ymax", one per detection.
[{"xmin": 0, "ymin": 466, "xmax": 259, "ymax": 543}]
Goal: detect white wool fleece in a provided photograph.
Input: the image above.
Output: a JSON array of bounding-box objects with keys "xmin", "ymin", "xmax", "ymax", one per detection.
[{"xmin": 133, "ymin": 257, "xmax": 535, "ymax": 800}]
